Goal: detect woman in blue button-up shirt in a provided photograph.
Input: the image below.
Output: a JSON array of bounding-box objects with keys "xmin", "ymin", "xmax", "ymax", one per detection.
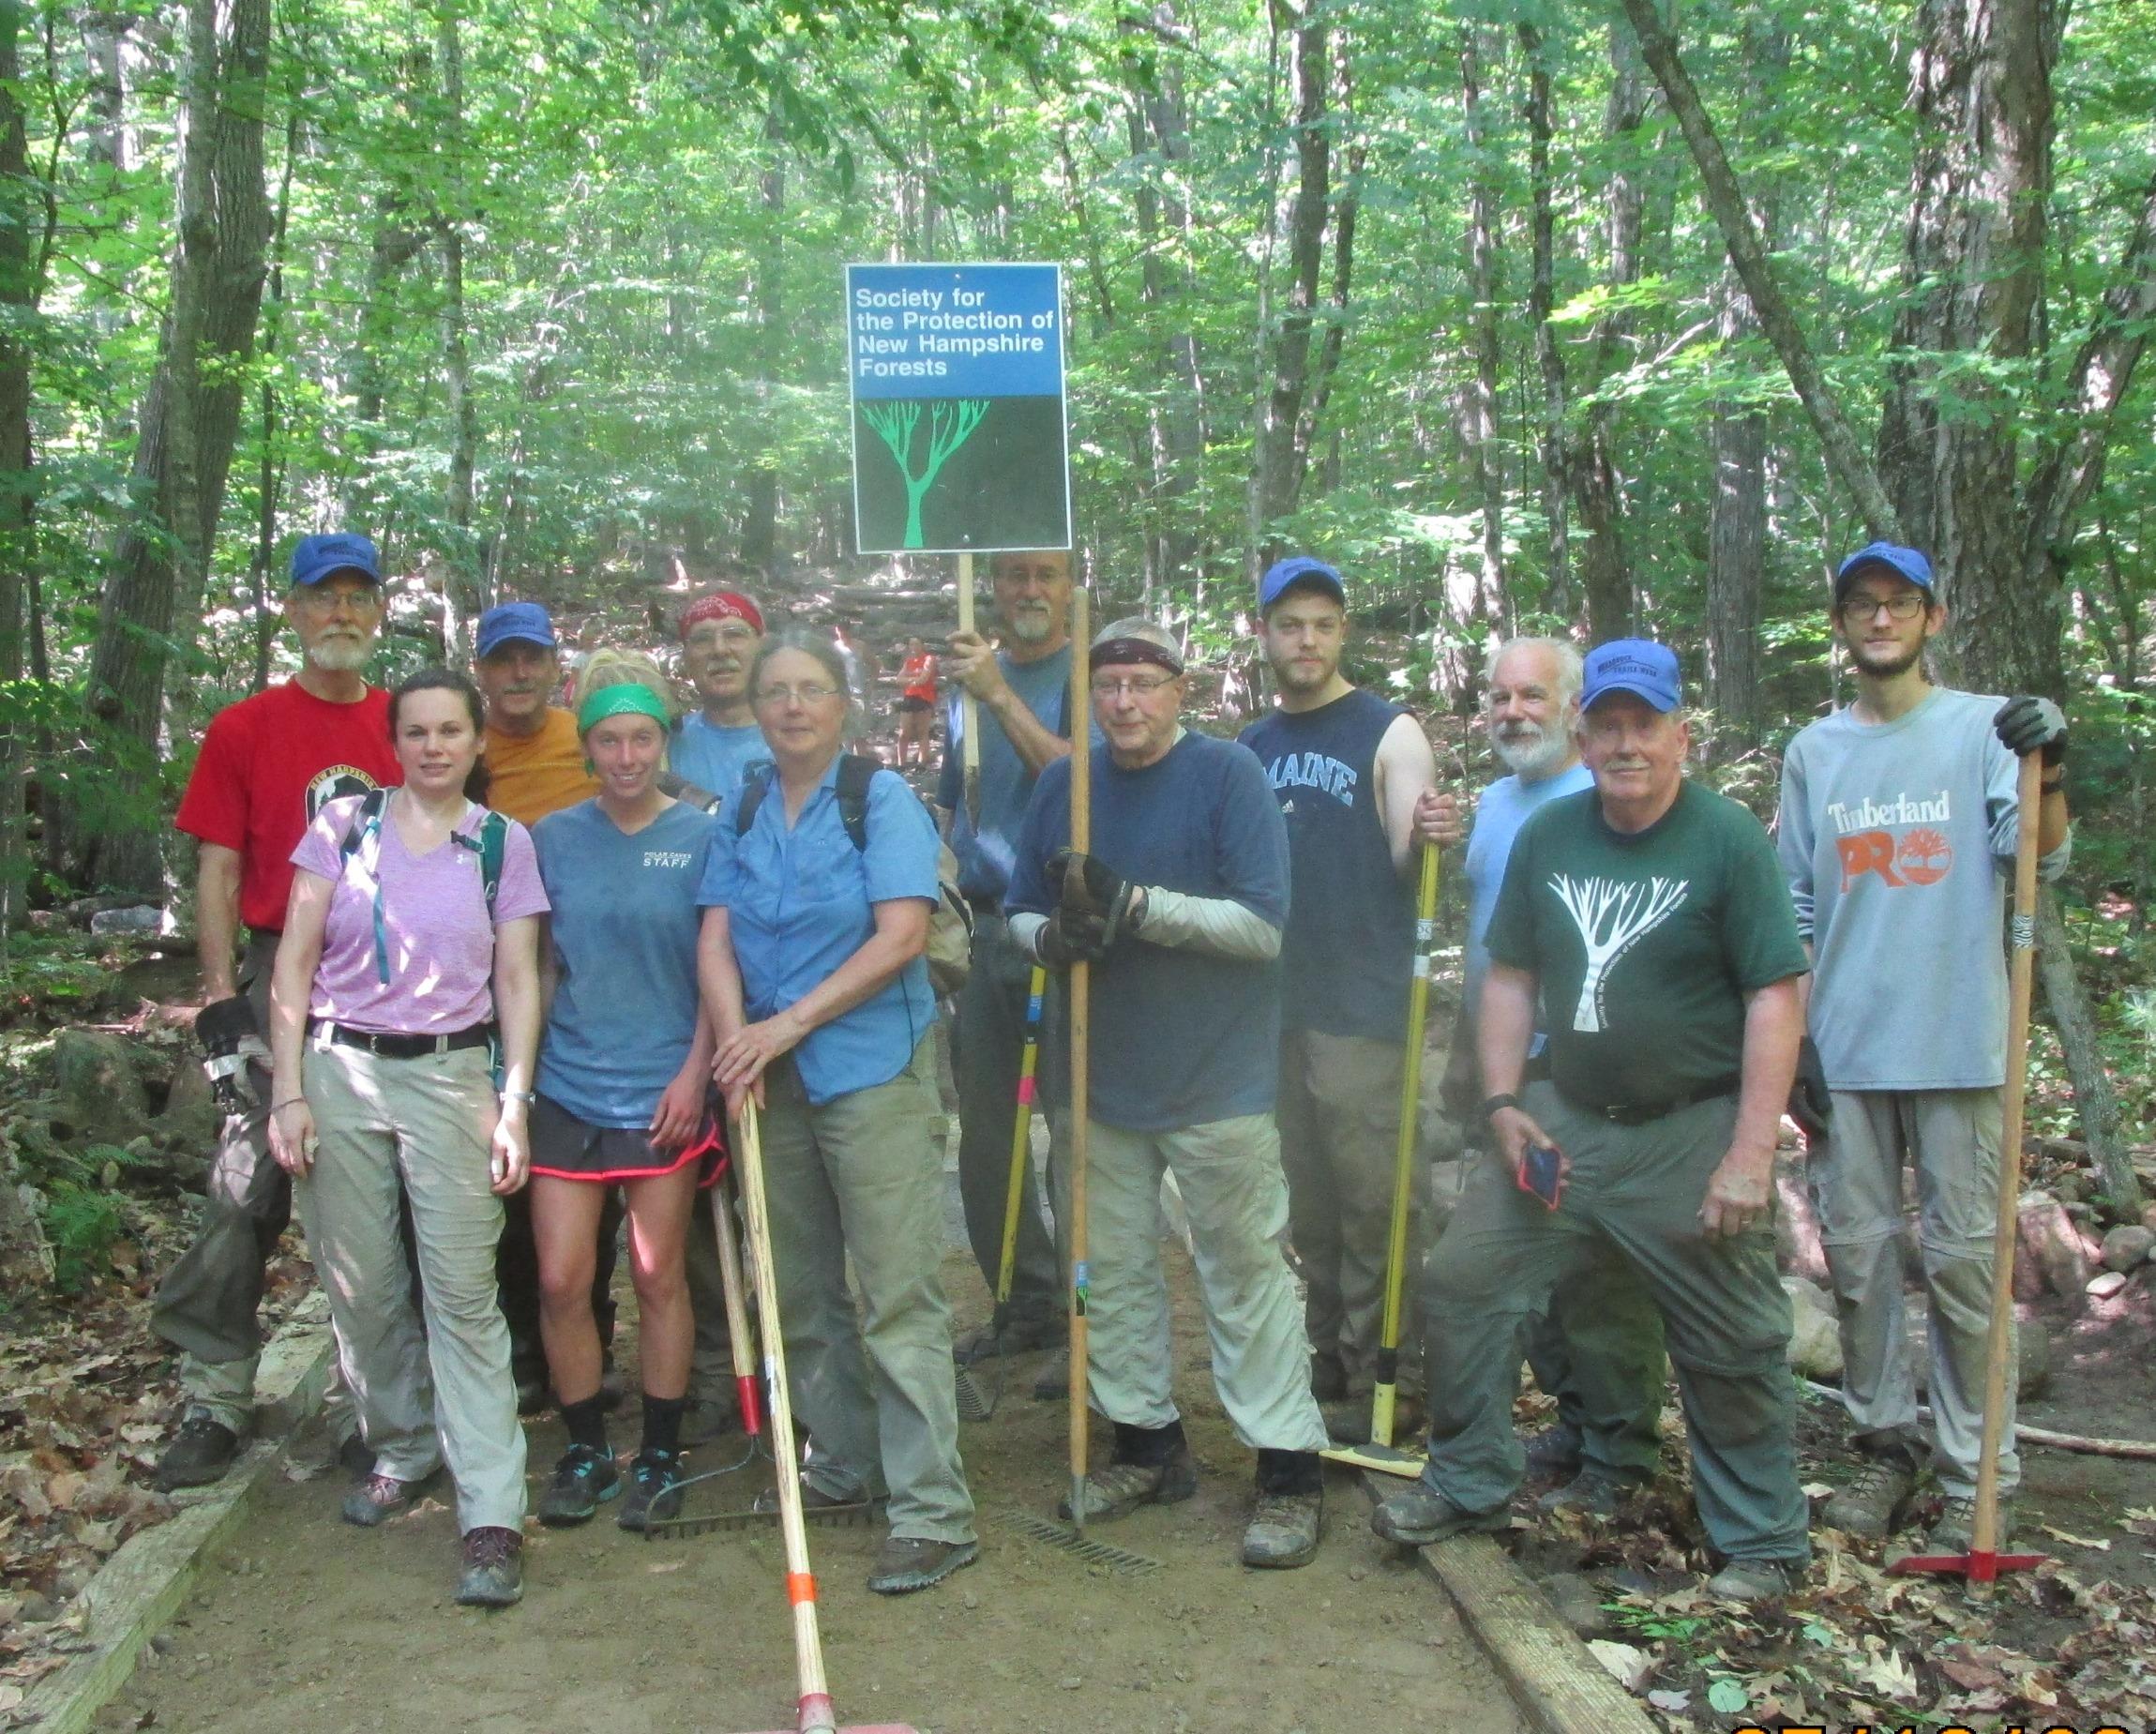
[{"xmin": 695, "ymin": 630, "xmax": 979, "ymax": 1597}]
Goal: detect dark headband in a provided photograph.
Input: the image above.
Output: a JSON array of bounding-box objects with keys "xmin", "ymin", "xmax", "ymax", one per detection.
[{"xmin": 1089, "ymin": 637, "xmax": 1184, "ymax": 677}]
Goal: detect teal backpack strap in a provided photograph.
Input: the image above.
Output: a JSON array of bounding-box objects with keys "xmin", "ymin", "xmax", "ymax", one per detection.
[
  {"xmin": 337, "ymin": 789, "xmax": 394, "ymax": 987},
  {"xmin": 477, "ymin": 811, "xmax": 507, "ymax": 922}
]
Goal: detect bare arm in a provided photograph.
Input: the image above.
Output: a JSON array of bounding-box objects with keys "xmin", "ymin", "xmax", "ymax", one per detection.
[
  {"xmin": 265, "ymin": 868, "xmax": 333, "ymax": 1173},
  {"xmin": 945, "ymin": 632, "xmax": 1073, "ymax": 777},
  {"xmin": 535, "ymin": 915, "xmax": 558, "ymax": 1026},
  {"xmin": 1372, "ymin": 712, "xmax": 1440, "ymax": 878},
  {"xmin": 1478, "ymin": 962, "xmax": 1564, "ymax": 1184},
  {"xmin": 196, "ymin": 843, "xmax": 245, "ymax": 1001},
  {"xmin": 1698, "ymin": 974, "xmax": 1804, "ymax": 1239},
  {"xmin": 489, "ymin": 914, "xmax": 543, "ymax": 1194}
]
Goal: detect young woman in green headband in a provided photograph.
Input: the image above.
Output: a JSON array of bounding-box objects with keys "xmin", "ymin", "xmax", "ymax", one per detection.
[{"xmin": 525, "ymin": 664, "xmax": 725, "ymax": 1532}]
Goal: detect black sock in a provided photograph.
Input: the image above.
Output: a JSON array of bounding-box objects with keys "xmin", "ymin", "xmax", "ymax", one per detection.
[
  {"xmin": 1110, "ymin": 1418, "xmax": 1187, "ymax": 1467},
  {"xmin": 641, "ymin": 1394, "xmax": 689, "ymax": 1457},
  {"xmin": 1256, "ymin": 1448, "xmax": 1323, "ymax": 1496},
  {"xmin": 560, "ymin": 1395, "xmax": 610, "ymax": 1454}
]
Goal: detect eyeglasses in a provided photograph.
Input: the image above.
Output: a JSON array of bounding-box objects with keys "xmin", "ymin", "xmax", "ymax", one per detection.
[
  {"xmin": 754, "ymin": 682, "xmax": 842, "ymax": 707},
  {"xmin": 294, "ymin": 585, "xmax": 382, "ymax": 616},
  {"xmin": 1090, "ymin": 674, "xmax": 1179, "ymax": 699},
  {"xmin": 1839, "ymin": 593, "xmax": 1927, "ymax": 622}
]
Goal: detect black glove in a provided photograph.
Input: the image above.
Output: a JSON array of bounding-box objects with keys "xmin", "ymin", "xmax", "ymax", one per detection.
[
  {"xmin": 1994, "ymin": 695, "xmax": 2068, "ymax": 766},
  {"xmin": 1047, "ymin": 848, "xmax": 1139, "ymax": 941},
  {"xmin": 197, "ymin": 994, "xmax": 266, "ymax": 1113},
  {"xmin": 1037, "ymin": 905, "xmax": 1112, "ymax": 970},
  {"xmin": 1787, "ymin": 1034, "xmax": 1832, "ymax": 1147}
]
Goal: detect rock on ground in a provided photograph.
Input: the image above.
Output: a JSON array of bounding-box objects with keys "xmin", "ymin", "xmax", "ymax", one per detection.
[
  {"xmin": 2100, "ymin": 1225, "xmax": 2154, "ymax": 1273},
  {"xmin": 1783, "ymin": 1274, "xmax": 1844, "ymax": 1380},
  {"xmin": 51, "ymin": 1029, "xmax": 153, "ymax": 1146}
]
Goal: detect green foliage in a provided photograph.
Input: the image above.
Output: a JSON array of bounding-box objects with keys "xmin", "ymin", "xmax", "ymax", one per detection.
[{"xmin": 38, "ymin": 1179, "xmax": 125, "ymax": 1294}]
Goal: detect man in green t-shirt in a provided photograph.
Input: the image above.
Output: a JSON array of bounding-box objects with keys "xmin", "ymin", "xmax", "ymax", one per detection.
[{"xmin": 1373, "ymin": 640, "xmax": 1812, "ymax": 1604}]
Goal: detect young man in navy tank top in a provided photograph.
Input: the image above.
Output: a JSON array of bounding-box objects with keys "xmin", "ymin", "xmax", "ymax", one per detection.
[{"xmin": 1239, "ymin": 557, "xmax": 1451, "ymax": 1434}]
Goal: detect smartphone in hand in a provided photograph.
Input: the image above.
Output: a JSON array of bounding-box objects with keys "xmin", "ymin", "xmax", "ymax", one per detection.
[{"xmin": 1518, "ymin": 1143, "xmax": 1564, "ymax": 1211}]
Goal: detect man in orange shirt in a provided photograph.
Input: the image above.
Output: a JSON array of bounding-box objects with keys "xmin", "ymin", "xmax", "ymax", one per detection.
[{"xmin": 475, "ymin": 602, "xmax": 598, "ymax": 825}]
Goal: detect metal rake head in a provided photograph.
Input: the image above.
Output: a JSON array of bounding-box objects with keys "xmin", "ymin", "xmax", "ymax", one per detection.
[
  {"xmin": 642, "ymin": 1492, "xmax": 882, "ymax": 1542},
  {"xmin": 1003, "ymin": 1511, "xmax": 1163, "ymax": 1576}
]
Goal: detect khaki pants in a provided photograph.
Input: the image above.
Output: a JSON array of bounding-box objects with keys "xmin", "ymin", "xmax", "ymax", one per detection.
[
  {"xmin": 1276, "ymin": 1028, "xmax": 1420, "ymax": 1397},
  {"xmin": 759, "ymin": 1041, "xmax": 975, "ymax": 1545},
  {"xmin": 1076, "ymin": 1113, "xmax": 1329, "ymax": 1454},
  {"xmin": 297, "ymin": 1038, "xmax": 526, "ymax": 1533},
  {"xmin": 1809, "ymin": 1088, "xmax": 2013, "ymax": 1499}
]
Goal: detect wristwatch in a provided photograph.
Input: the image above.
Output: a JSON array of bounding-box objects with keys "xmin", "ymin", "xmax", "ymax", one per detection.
[{"xmin": 1481, "ymin": 1093, "xmax": 1522, "ymax": 1121}]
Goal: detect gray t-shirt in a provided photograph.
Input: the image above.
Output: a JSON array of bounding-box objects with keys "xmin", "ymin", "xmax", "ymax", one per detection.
[
  {"xmin": 937, "ymin": 644, "xmax": 1074, "ymax": 903},
  {"xmin": 1777, "ymin": 686, "xmax": 2069, "ymax": 1092}
]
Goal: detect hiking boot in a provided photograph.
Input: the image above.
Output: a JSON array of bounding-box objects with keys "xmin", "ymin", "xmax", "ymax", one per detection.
[
  {"xmin": 1309, "ymin": 1354, "xmax": 1349, "ymax": 1404},
  {"xmin": 617, "ymin": 1449, "xmax": 686, "ymax": 1532},
  {"xmin": 954, "ymin": 1319, "xmax": 1063, "ymax": 1365},
  {"xmin": 454, "ymin": 1527, "xmax": 523, "ymax": 1607},
  {"xmin": 1537, "ymin": 1466, "xmax": 1651, "ymax": 1518},
  {"xmin": 679, "ymin": 1396, "xmax": 742, "ymax": 1446},
  {"xmin": 1705, "ymin": 1558, "xmax": 1801, "ymax": 1604},
  {"xmin": 154, "ymin": 1411, "xmax": 245, "ymax": 1492},
  {"xmin": 1369, "ymin": 1481, "xmax": 1510, "ymax": 1547},
  {"xmin": 1242, "ymin": 1488, "xmax": 1322, "ymax": 1570},
  {"xmin": 336, "ymin": 1433, "xmax": 374, "ymax": 1481},
  {"xmin": 1820, "ymin": 1452, "xmax": 1918, "ymax": 1539},
  {"xmin": 866, "ymin": 1534, "xmax": 980, "ymax": 1595},
  {"xmin": 341, "ymin": 1471, "xmax": 424, "ymax": 1529},
  {"xmin": 752, "ymin": 1479, "xmax": 880, "ymax": 1519},
  {"xmin": 1057, "ymin": 1445, "xmax": 1199, "ymax": 1523},
  {"xmin": 537, "ymin": 1443, "xmax": 621, "ymax": 1527},
  {"xmin": 1925, "ymin": 1495, "xmax": 2015, "ymax": 1553},
  {"xmin": 1519, "ymin": 1422, "xmax": 1584, "ymax": 1479},
  {"xmin": 1031, "ymin": 1348, "xmax": 1071, "ymax": 1403}
]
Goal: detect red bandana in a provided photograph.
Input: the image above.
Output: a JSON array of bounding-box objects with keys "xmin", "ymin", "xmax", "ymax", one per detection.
[{"xmin": 678, "ymin": 590, "xmax": 764, "ymax": 639}]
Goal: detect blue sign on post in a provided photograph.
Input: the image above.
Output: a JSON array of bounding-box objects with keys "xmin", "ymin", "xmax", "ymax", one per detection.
[{"xmin": 846, "ymin": 262, "xmax": 1071, "ymax": 555}]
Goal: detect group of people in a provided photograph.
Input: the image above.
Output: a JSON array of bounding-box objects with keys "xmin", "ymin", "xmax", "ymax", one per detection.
[{"xmin": 148, "ymin": 527, "xmax": 2068, "ymax": 1615}]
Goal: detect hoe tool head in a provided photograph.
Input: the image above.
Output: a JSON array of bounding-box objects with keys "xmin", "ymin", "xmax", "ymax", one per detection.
[{"xmin": 1887, "ymin": 1545, "xmax": 2044, "ymax": 1584}]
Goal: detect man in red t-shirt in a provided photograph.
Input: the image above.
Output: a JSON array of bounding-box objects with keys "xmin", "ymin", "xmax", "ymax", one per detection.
[{"xmin": 152, "ymin": 533, "xmax": 404, "ymax": 1491}]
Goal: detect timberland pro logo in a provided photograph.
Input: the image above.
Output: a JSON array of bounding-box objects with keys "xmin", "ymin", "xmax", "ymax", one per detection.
[{"xmin": 1828, "ymin": 792, "xmax": 1953, "ymax": 889}]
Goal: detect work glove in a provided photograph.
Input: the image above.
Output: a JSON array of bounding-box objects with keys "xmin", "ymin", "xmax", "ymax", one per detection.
[
  {"xmin": 1993, "ymin": 695, "xmax": 2068, "ymax": 766},
  {"xmin": 1787, "ymin": 1035, "xmax": 1832, "ymax": 1148},
  {"xmin": 1036, "ymin": 905, "xmax": 1113, "ymax": 970},
  {"xmin": 1047, "ymin": 848, "xmax": 1140, "ymax": 942},
  {"xmin": 198, "ymin": 994, "xmax": 268, "ymax": 1114}
]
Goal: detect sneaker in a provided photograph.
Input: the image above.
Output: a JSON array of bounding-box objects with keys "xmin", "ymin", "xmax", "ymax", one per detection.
[
  {"xmin": 1925, "ymin": 1495, "xmax": 2015, "ymax": 1553},
  {"xmin": 954, "ymin": 1319, "xmax": 1064, "ymax": 1365},
  {"xmin": 454, "ymin": 1526, "xmax": 523, "ymax": 1607},
  {"xmin": 1369, "ymin": 1481, "xmax": 1510, "ymax": 1547},
  {"xmin": 1704, "ymin": 1558, "xmax": 1801, "ymax": 1604},
  {"xmin": 537, "ymin": 1443, "xmax": 621, "ymax": 1527},
  {"xmin": 1537, "ymin": 1466, "xmax": 1651, "ymax": 1518},
  {"xmin": 617, "ymin": 1449, "xmax": 686, "ymax": 1532},
  {"xmin": 1519, "ymin": 1422, "xmax": 1584, "ymax": 1479},
  {"xmin": 680, "ymin": 1396, "xmax": 741, "ymax": 1447},
  {"xmin": 1057, "ymin": 1444, "xmax": 1199, "ymax": 1523},
  {"xmin": 1820, "ymin": 1452, "xmax": 1917, "ymax": 1539},
  {"xmin": 1031, "ymin": 1348, "xmax": 1071, "ymax": 1403},
  {"xmin": 154, "ymin": 1411, "xmax": 245, "ymax": 1492},
  {"xmin": 336, "ymin": 1433, "xmax": 374, "ymax": 1481},
  {"xmin": 1242, "ymin": 1488, "xmax": 1322, "ymax": 1569},
  {"xmin": 866, "ymin": 1534, "xmax": 980, "ymax": 1594},
  {"xmin": 341, "ymin": 1471, "xmax": 423, "ymax": 1529}
]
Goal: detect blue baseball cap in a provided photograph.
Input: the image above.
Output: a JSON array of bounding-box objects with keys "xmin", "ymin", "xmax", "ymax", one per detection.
[
  {"xmin": 1833, "ymin": 541, "xmax": 1935, "ymax": 605},
  {"xmin": 1580, "ymin": 639, "xmax": 1682, "ymax": 714},
  {"xmin": 289, "ymin": 533, "xmax": 381, "ymax": 588},
  {"xmin": 476, "ymin": 601, "xmax": 558, "ymax": 658},
  {"xmin": 1258, "ymin": 555, "xmax": 1346, "ymax": 614}
]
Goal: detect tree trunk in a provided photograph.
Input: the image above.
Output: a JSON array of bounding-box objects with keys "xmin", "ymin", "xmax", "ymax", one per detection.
[
  {"xmin": 740, "ymin": 94, "xmax": 785, "ymax": 573},
  {"xmin": 1285, "ymin": 31, "xmax": 1358, "ymax": 508},
  {"xmin": 0, "ymin": 0, "xmax": 34, "ymax": 944},
  {"xmin": 1516, "ymin": 22, "xmax": 1572, "ymax": 623},
  {"xmin": 435, "ymin": 2, "xmax": 480, "ymax": 638},
  {"xmin": 1460, "ymin": 26, "xmax": 1504, "ymax": 624},
  {"xmin": 68, "ymin": 0, "xmax": 272, "ymax": 897}
]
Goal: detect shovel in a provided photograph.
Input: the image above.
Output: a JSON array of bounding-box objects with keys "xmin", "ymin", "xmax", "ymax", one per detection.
[
  {"xmin": 1322, "ymin": 842, "xmax": 1438, "ymax": 1480},
  {"xmin": 1887, "ymin": 752, "xmax": 2046, "ymax": 1591},
  {"xmin": 726, "ymin": 1098, "xmax": 920, "ymax": 1734}
]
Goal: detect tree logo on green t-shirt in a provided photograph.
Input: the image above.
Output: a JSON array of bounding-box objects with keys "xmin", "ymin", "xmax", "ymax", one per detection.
[{"xmin": 1550, "ymin": 873, "xmax": 1691, "ymax": 1033}]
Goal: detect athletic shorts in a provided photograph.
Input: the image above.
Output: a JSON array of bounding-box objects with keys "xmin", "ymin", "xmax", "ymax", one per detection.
[
  {"xmin": 896, "ymin": 695, "xmax": 932, "ymax": 714},
  {"xmin": 529, "ymin": 1093, "xmax": 726, "ymax": 1186}
]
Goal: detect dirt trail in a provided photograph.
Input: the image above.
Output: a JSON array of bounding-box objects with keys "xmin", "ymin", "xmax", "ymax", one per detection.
[{"xmin": 102, "ymin": 1235, "xmax": 1515, "ymax": 1734}]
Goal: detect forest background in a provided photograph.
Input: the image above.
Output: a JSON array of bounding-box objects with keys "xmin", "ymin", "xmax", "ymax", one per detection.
[{"xmin": 0, "ymin": 0, "xmax": 2150, "ymax": 1221}]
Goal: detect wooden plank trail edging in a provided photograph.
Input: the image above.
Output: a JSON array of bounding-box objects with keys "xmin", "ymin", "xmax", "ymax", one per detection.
[
  {"xmin": 22, "ymin": 1295, "xmax": 338, "ymax": 1734},
  {"xmin": 1418, "ymin": 1534, "xmax": 1661, "ymax": 1734}
]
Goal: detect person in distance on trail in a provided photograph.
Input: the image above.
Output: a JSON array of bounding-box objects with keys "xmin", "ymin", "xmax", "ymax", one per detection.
[
  {"xmin": 896, "ymin": 635, "xmax": 939, "ymax": 768},
  {"xmin": 1236, "ymin": 556, "xmax": 1449, "ymax": 1437},
  {"xmin": 697, "ymin": 629, "xmax": 979, "ymax": 1596},
  {"xmin": 1006, "ymin": 617, "xmax": 1331, "ymax": 1571},
  {"xmin": 936, "ymin": 549, "xmax": 1081, "ymax": 1393},
  {"xmin": 1375, "ymin": 639, "xmax": 1812, "ymax": 1606},
  {"xmin": 266, "ymin": 668, "xmax": 546, "ymax": 1608},
  {"xmin": 150, "ymin": 534, "xmax": 402, "ymax": 1494},
  {"xmin": 470, "ymin": 601, "xmax": 617, "ymax": 1419},
  {"xmin": 1777, "ymin": 543, "xmax": 2070, "ymax": 1553},
  {"xmin": 670, "ymin": 586, "xmax": 772, "ymax": 809},
  {"xmin": 526, "ymin": 664, "xmax": 726, "ymax": 1535},
  {"xmin": 1434, "ymin": 636, "xmax": 1669, "ymax": 1515}
]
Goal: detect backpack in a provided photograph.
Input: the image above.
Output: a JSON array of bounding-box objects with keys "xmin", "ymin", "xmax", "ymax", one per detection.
[
  {"xmin": 735, "ymin": 755, "xmax": 973, "ymax": 996},
  {"xmin": 339, "ymin": 789, "xmax": 509, "ymax": 987}
]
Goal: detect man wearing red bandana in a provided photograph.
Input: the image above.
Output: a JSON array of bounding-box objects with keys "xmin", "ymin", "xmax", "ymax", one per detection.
[{"xmin": 671, "ymin": 587, "xmax": 770, "ymax": 809}]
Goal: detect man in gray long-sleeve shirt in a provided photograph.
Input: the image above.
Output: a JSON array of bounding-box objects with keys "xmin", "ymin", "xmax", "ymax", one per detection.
[{"xmin": 1777, "ymin": 542, "xmax": 2071, "ymax": 1552}]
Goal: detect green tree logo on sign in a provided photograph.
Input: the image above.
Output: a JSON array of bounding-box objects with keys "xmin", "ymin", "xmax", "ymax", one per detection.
[{"xmin": 861, "ymin": 398, "xmax": 990, "ymax": 548}]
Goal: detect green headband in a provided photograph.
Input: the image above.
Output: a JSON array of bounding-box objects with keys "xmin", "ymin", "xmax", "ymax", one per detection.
[{"xmin": 578, "ymin": 682, "xmax": 671, "ymax": 734}]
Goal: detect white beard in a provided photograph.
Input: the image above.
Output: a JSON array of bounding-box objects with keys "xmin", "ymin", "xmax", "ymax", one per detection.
[
  {"xmin": 309, "ymin": 635, "xmax": 375, "ymax": 674},
  {"xmin": 1493, "ymin": 721, "xmax": 1571, "ymax": 779}
]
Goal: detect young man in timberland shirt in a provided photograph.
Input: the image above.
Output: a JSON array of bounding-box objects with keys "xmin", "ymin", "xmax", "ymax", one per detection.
[{"xmin": 1778, "ymin": 542, "xmax": 2070, "ymax": 1552}]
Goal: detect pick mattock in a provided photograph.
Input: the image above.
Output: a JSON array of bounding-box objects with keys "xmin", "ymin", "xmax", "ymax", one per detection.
[
  {"xmin": 1888, "ymin": 751, "xmax": 2046, "ymax": 1591},
  {"xmin": 1321, "ymin": 840, "xmax": 1440, "ymax": 1479},
  {"xmin": 954, "ymin": 963, "xmax": 1049, "ymax": 1424},
  {"xmin": 1064, "ymin": 582, "xmax": 1093, "ymax": 1533},
  {"xmin": 724, "ymin": 1098, "xmax": 919, "ymax": 1734}
]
